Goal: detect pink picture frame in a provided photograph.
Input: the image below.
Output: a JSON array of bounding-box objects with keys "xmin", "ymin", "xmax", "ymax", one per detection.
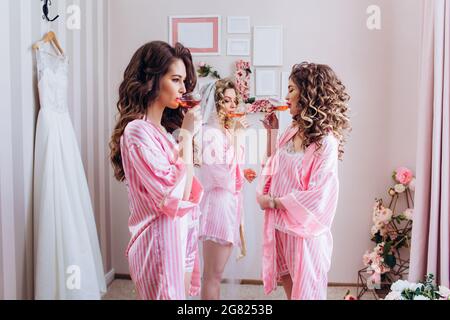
[{"xmin": 169, "ymin": 15, "xmax": 221, "ymax": 56}]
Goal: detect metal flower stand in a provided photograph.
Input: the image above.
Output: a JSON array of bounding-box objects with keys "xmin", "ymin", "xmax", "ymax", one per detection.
[{"xmin": 356, "ymin": 187, "xmax": 414, "ymax": 300}]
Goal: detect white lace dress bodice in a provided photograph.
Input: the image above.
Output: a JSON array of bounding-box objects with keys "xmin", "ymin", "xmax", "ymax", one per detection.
[{"xmin": 36, "ymin": 49, "xmax": 69, "ymax": 113}]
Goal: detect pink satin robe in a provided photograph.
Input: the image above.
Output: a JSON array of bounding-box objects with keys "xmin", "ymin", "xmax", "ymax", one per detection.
[
  {"xmin": 198, "ymin": 125, "xmax": 245, "ymax": 246},
  {"xmin": 257, "ymin": 124, "xmax": 339, "ymax": 300},
  {"xmin": 121, "ymin": 119, "xmax": 204, "ymax": 299}
]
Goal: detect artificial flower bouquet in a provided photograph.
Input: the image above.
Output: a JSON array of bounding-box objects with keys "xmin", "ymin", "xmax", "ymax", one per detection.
[
  {"xmin": 362, "ymin": 167, "xmax": 415, "ymax": 284},
  {"xmin": 197, "ymin": 62, "xmax": 221, "ymax": 79},
  {"xmin": 385, "ymin": 274, "xmax": 450, "ymax": 300}
]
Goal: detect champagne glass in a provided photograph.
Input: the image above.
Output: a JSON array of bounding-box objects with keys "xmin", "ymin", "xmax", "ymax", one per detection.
[
  {"xmin": 178, "ymin": 88, "xmax": 203, "ymax": 167},
  {"xmin": 269, "ymin": 97, "xmax": 290, "ymax": 112},
  {"xmin": 178, "ymin": 91, "xmax": 202, "ymax": 109},
  {"xmin": 228, "ymin": 101, "xmax": 247, "ymax": 119}
]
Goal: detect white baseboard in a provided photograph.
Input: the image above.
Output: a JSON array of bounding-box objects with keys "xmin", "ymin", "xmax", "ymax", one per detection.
[{"xmin": 105, "ymin": 269, "xmax": 115, "ymax": 286}]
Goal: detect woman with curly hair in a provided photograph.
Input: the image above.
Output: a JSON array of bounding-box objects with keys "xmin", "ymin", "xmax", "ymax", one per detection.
[
  {"xmin": 109, "ymin": 41, "xmax": 204, "ymax": 300},
  {"xmin": 257, "ymin": 62, "xmax": 351, "ymax": 300},
  {"xmin": 197, "ymin": 79, "xmax": 256, "ymax": 300}
]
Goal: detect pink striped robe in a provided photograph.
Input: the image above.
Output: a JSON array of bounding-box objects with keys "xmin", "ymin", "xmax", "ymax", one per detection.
[
  {"xmin": 198, "ymin": 125, "xmax": 245, "ymax": 247},
  {"xmin": 257, "ymin": 124, "xmax": 339, "ymax": 300},
  {"xmin": 120, "ymin": 119, "xmax": 204, "ymax": 300}
]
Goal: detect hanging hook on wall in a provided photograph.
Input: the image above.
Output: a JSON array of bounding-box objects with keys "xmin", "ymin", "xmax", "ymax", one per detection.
[{"xmin": 42, "ymin": 0, "xmax": 59, "ymax": 22}]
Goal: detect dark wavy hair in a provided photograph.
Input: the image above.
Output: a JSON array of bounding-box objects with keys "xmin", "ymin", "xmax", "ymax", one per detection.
[
  {"xmin": 110, "ymin": 41, "xmax": 197, "ymax": 181},
  {"xmin": 290, "ymin": 62, "xmax": 351, "ymax": 160}
]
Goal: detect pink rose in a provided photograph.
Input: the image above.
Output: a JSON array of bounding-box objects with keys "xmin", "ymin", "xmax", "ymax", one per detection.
[
  {"xmin": 395, "ymin": 167, "xmax": 413, "ymax": 185},
  {"xmin": 199, "ymin": 62, "xmax": 206, "ymax": 67},
  {"xmin": 344, "ymin": 294, "xmax": 357, "ymax": 300}
]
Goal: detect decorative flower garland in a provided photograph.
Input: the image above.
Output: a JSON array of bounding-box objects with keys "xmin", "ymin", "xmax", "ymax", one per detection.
[
  {"xmin": 234, "ymin": 60, "xmax": 252, "ymax": 102},
  {"xmin": 246, "ymin": 99, "xmax": 274, "ymax": 113}
]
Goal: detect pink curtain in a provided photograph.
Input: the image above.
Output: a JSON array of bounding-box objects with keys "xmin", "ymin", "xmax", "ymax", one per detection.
[{"xmin": 409, "ymin": 0, "xmax": 450, "ymax": 287}]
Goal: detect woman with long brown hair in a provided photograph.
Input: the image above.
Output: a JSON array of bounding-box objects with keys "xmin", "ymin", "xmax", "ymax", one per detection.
[
  {"xmin": 110, "ymin": 41, "xmax": 203, "ymax": 300},
  {"xmin": 257, "ymin": 62, "xmax": 351, "ymax": 300}
]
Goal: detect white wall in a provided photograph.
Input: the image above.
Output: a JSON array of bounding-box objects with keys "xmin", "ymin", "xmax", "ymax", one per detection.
[
  {"xmin": 0, "ymin": 0, "xmax": 112, "ymax": 299},
  {"xmin": 108, "ymin": 0, "xmax": 422, "ymax": 283}
]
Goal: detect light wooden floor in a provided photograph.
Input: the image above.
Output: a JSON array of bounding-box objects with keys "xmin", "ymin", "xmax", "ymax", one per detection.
[{"xmin": 102, "ymin": 279, "xmax": 376, "ymax": 300}]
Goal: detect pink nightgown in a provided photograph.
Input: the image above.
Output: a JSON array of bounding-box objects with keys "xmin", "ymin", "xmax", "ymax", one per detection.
[
  {"xmin": 120, "ymin": 119, "xmax": 203, "ymax": 300},
  {"xmin": 198, "ymin": 124, "xmax": 245, "ymax": 247},
  {"xmin": 257, "ymin": 124, "xmax": 339, "ymax": 300}
]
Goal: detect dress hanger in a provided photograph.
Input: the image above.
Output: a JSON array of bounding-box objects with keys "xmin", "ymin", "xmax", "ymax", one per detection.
[{"xmin": 32, "ymin": 31, "xmax": 64, "ymax": 56}]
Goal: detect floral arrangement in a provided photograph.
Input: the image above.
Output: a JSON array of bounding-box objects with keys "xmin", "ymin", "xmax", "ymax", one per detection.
[
  {"xmin": 391, "ymin": 166, "xmax": 416, "ymax": 194},
  {"xmin": 197, "ymin": 62, "xmax": 221, "ymax": 79},
  {"xmin": 247, "ymin": 98, "xmax": 289, "ymax": 113},
  {"xmin": 234, "ymin": 60, "xmax": 252, "ymax": 102},
  {"xmin": 362, "ymin": 167, "xmax": 415, "ymax": 286},
  {"xmin": 246, "ymin": 99, "xmax": 273, "ymax": 113},
  {"xmin": 385, "ymin": 274, "xmax": 450, "ymax": 300}
]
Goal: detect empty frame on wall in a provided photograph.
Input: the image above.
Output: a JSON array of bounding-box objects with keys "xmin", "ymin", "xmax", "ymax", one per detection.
[
  {"xmin": 253, "ymin": 26, "xmax": 283, "ymax": 66},
  {"xmin": 256, "ymin": 69, "xmax": 278, "ymax": 96},
  {"xmin": 227, "ymin": 39, "xmax": 250, "ymax": 56},
  {"xmin": 281, "ymin": 71, "xmax": 290, "ymax": 99},
  {"xmin": 227, "ymin": 16, "xmax": 251, "ymax": 34},
  {"xmin": 169, "ymin": 15, "xmax": 221, "ymax": 55}
]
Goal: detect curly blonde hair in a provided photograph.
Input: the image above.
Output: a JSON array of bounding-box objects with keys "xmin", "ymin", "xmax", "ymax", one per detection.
[
  {"xmin": 290, "ymin": 62, "xmax": 351, "ymax": 160},
  {"xmin": 214, "ymin": 78, "xmax": 241, "ymax": 129}
]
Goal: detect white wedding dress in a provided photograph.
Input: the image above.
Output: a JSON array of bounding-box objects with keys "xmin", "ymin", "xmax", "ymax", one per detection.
[{"xmin": 33, "ymin": 43, "xmax": 106, "ymax": 300}]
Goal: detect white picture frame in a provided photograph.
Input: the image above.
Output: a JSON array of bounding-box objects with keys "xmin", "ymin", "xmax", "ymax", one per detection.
[
  {"xmin": 279, "ymin": 71, "xmax": 292, "ymax": 131},
  {"xmin": 255, "ymin": 69, "xmax": 278, "ymax": 97},
  {"xmin": 227, "ymin": 16, "xmax": 251, "ymax": 34},
  {"xmin": 227, "ymin": 39, "xmax": 250, "ymax": 56},
  {"xmin": 169, "ymin": 15, "xmax": 221, "ymax": 56},
  {"xmin": 280, "ymin": 71, "xmax": 290, "ymax": 99},
  {"xmin": 253, "ymin": 26, "xmax": 283, "ymax": 66}
]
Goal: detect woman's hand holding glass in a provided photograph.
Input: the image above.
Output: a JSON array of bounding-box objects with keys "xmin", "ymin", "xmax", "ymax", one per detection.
[
  {"xmin": 261, "ymin": 112, "xmax": 279, "ymax": 130},
  {"xmin": 243, "ymin": 168, "xmax": 257, "ymax": 183},
  {"xmin": 231, "ymin": 103, "xmax": 250, "ymax": 130},
  {"xmin": 180, "ymin": 90, "xmax": 202, "ymax": 136}
]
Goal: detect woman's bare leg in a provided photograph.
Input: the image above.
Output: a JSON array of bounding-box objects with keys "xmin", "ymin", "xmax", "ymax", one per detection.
[
  {"xmin": 201, "ymin": 240, "xmax": 233, "ymax": 300},
  {"xmin": 281, "ymin": 274, "xmax": 293, "ymax": 300},
  {"xmin": 184, "ymin": 272, "xmax": 192, "ymax": 297}
]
